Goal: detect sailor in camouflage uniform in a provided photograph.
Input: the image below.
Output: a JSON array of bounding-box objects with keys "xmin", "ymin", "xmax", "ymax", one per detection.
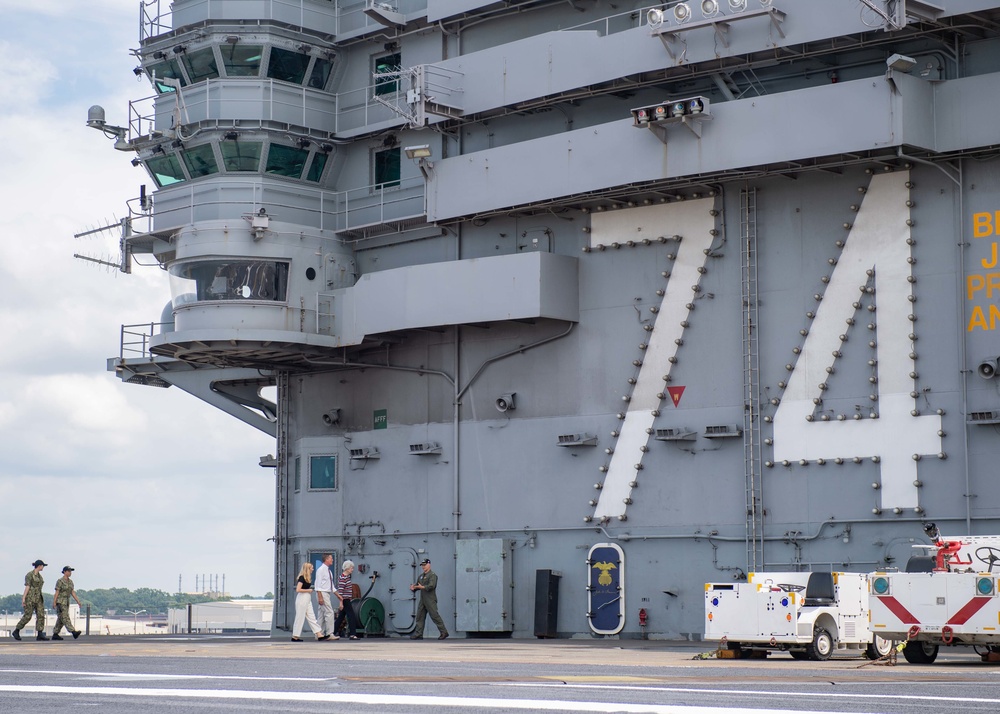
[
  {"xmin": 12, "ymin": 559, "xmax": 49, "ymax": 641},
  {"xmin": 52, "ymin": 566, "xmax": 83, "ymax": 640},
  {"xmin": 409, "ymin": 558, "xmax": 449, "ymax": 640}
]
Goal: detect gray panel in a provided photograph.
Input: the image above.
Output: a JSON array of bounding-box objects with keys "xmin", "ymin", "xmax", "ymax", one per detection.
[
  {"xmin": 455, "ymin": 538, "xmax": 511, "ymax": 631},
  {"xmin": 933, "ymin": 73, "xmax": 1000, "ymax": 151},
  {"xmin": 427, "ymin": 0, "xmax": 501, "ymax": 22},
  {"xmin": 455, "ymin": 539, "xmax": 480, "ymax": 632},
  {"xmin": 427, "ymin": 72, "xmax": 1000, "ymax": 222},
  {"xmin": 476, "ymin": 538, "xmax": 511, "ymax": 631},
  {"xmin": 428, "ymin": 77, "xmax": 897, "ymax": 220},
  {"xmin": 425, "ymin": 6, "xmax": 890, "ymax": 119},
  {"xmin": 331, "ymin": 252, "xmax": 579, "ymax": 344}
]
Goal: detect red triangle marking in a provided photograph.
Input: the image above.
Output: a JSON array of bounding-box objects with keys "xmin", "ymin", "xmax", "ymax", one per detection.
[{"xmin": 667, "ymin": 386, "xmax": 685, "ymax": 407}]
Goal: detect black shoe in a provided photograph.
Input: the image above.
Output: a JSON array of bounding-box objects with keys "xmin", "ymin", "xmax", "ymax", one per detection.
[
  {"xmin": 72, "ymin": 631, "xmax": 81, "ymax": 640},
  {"xmin": 409, "ymin": 634, "xmax": 423, "ymax": 639},
  {"xmin": 438, "ymin": 633, "xmax": 449, "ymax": 640},
  {"xmin": 51, "ymin": 634, "xmax": 64, "ymax": 641},
  {"xmin": 11, "ymin": 630, "xmax": 20, "ymax": 641},
  {"xmin": 36, "ymin": 633, "xmax": 49, "ymax": 641}
]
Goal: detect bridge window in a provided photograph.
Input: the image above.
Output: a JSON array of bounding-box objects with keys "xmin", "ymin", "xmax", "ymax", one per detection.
[
  {"xmin": 168, "ymin": 259, "xmax": 290, "ymax": 307},
  {"xmin": 181, "ymin": 144, "xmax": 220, "ymax": 178},
  {"xmin": 145, "ymin": 153, "xmax": 186, "ymax": 186},
  {"xmin": 220, "ymin": 140, "xmax": 263, "ymax": 172},
  {"xmin": 147, "ymin": 59, "xmax": 186, "ymax": 93},
  {"xmin": 308, "ymin": 56, "xmax": 334, "ymax": 90},
  {"xmin": 221, "ymin": 44, "xmax": 263, "ymax": 77},
  {"xmin": 306, "ymin": 152, "xmax": 328, "ymax": 183},
  {"xmin": 373, "ymin": 147, "xmax": 400, "ymax": 189},
  {"xmin": 181, "ymin": 47, "xmax": 220, "ymax": 83},
  {"xmin": 309, "ymin": 455, "xmax": 337, "ymax": 490},
  {"xmin": 267, "ymin": 47, "xmax": 310, "ymax": 84},
  {"xmin": 374, "ymin": 52, "xmax": 401, "ymax": 96},
  {"xmin": 265, "ymin": 143, "xmax": 310, "ymax": 178}
]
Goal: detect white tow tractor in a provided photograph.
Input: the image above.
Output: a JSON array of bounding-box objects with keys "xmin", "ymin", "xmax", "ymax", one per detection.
[
  {"xmin": 869, "ymin": 523, "xmax": 1000, "ymax": 663},
  {"xmin": 705, "ymin": 571, "xmax": 893, "ymax": 660}
]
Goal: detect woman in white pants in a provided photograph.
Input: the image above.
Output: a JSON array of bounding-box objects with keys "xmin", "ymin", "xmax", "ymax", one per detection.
[{"xmin": 292, "ymin": 562, "xmax": 331, "ymax": 641}]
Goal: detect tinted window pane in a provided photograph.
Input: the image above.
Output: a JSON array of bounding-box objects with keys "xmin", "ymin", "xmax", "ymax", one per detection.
[
  {"xmin": 306, "ymin": 152, "xmax": 328, "ymax": 183},
  {"xmin": 308, "ymin": 57, "xmax": 333, "ymax": 89},
  {"xmin": 168, "ymin": 259, "xmax": 290, "ymax": 306},
  {"xmin": 310, "ymin": 455, "xmax": 337, "ymax": 490},
  {"xmin": 181, "ymin": 144, "xmax": 219, "ymax": 178},
  {"xmin": 181, "ymin": 47, "xmax": 219, "ymax": 82},
  {"xmin": 374, "ymin": 52, "xmax": 401, "ymax": 96},
  {"xmin": 221, "ymin": 44, "xmax": 263, "ymax": 77},
  {"xmin": 267, "ymin": 47, "xmax": 309, "ymax": 84},
  {"xmin": 148, "ymin": 59, "xmax": 186, "ymax": 93},
  {"xmin": 265, "ymin": 144, "xmax": 309, "ymax": 178},
  {"xmin": 374, "ymin": 148, "xmax": 400, "ymax": 189},
  {"xmin": 146, "ymin": 154, "xmax": 186, "ymax": 186},
  {"xmin": 220, "ymin": 141, "xmax": 262, "ymax": 172},
  {"xmin": 294, "ymin": 457, "xmax": 301, "ymax": 492}
]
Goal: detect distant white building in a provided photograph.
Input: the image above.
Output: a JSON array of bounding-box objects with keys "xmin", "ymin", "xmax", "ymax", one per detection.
[{"xmin": 167, "ymin": 600, "xmax": 273, "ymax": 633}]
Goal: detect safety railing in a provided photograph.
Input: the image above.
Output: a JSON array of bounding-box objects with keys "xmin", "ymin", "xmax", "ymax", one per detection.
[
  {"xmin": 120, "ymin": 322, "xmax": 173, "ymax": 359},
  {"xmin": 140, "ymin": 0, "xmax": 429, "ymax": 43},
  {"xmin": 139, "ymin": 175, "xmax": 425, "ymax": 235}
]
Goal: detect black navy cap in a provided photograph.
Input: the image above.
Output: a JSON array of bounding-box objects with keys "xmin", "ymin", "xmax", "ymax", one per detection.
[
  {"xmin": 62, "ymin": 566, "xmax": 75, "ymax": 573},
  {"xmin": 420, "ymin": 558, "xmax": 431, "ymax": 565},
  {"xmin": 32, "ymin": 560, "xmax": 47, "ymax": 567}
]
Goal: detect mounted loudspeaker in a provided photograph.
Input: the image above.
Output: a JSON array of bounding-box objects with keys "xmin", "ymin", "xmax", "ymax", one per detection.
[
  {"xmin": 978, "ymin": 359, "xmax": 999, "ymax": 379},
  {"xmin": 322, "ymin": 408, "xmax": 341, "ymax": 425},
  {"xmin": 495, "ymin": 393, "xmax": 516, "ymax": 412}
]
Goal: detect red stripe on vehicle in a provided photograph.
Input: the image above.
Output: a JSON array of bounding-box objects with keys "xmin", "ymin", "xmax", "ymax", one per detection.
[
  {"xmin": 946, "ymin": 597, "xmax": 992, "ymax": 626},
  {"xmin": 878, "ymin": 596, "xmax": 920, "ymax": 625}
]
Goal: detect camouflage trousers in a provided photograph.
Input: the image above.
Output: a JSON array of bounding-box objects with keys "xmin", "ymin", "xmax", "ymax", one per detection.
[
  {"xmin": 15, "ymin": 595, "xmax": 44, "ymax": 632},
  {"xmin": 53, "ymin": 603, "xmax": 77, "ymax": 635}
]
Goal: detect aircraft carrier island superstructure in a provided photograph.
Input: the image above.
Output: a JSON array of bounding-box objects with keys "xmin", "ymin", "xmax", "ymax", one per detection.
[{"xmin": 93, "ymin": 0, "xmax": 1000, "ymax": 639}]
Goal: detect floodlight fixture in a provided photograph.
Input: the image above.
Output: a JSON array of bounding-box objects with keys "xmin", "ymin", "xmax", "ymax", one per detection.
[
  {"xmin": 701, "ymin": 0, "xmax": 720, "ymax": 18},
  {"xmin": 673, "ymin": 2, "xmax": 692, "ymax": 22},
  {"xmin": 728, "ymin": 0, "xmax": 747, "ymax": 10},
  {"xmin": 647, "ymin": 8, "xmax": 665, "ymax": 28},
  {"xmin": 887, "ymin": 53, "xmax": 918, "ymax": 71},
  {"xmin": 404, "ymin": 144, "xmax": 432, "ymax": 159}
]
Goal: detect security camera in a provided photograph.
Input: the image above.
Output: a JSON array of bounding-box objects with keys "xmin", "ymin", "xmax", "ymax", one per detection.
[
  {"xmin": 322, "ymin": 408, "xmax": 341, "ymax": 426},
  {"xmin": 978, "ymin": 358, "xmax": 999, "ymax": 379},
  {"xmin": 495, "ymin": 393, "xmax": 516, "ymax": 413}
]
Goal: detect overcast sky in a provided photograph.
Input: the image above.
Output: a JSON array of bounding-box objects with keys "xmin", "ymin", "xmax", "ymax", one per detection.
[{"xmin": 0, "ymin": 1, "xmax": 276, "ymax": 597}]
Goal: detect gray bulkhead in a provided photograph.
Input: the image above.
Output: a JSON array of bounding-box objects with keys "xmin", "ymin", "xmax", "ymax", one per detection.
[{"xmin": 102, "ymin": 0, "xmax": 1000, "ymax": 639}]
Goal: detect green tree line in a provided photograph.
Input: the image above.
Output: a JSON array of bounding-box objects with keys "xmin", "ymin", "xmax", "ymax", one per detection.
[{"xmin": 0, "ymin": 588, "xmax": 273, "ymax": 616}]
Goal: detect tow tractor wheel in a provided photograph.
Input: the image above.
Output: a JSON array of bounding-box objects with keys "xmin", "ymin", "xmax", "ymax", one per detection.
[
  {"xmin": 902, "ymin": 640, "xmax": 939, "ymax": 664},
  {"xmin": 806, "ymin": 627, "xmax": 834, "ymax": 661},
  {"xmin": 865, "ymin": 635, "xmax": 894, "ymax": 659}
]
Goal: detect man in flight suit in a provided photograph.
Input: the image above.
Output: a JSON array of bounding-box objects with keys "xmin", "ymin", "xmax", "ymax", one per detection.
[
  {"xmin": 409, "ymin": 558, "xmax": 449, "ymax": 640},
  {"xmin": 52, "ymin": 566, "xmax": 83, "ymax": 640},
  {"xmin": 12, "ymin": 559, "xmax": 48, "ymax": 641}
]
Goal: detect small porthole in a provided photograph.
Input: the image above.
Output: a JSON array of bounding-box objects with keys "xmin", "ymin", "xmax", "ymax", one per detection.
[{"xmin": 305, "ymin": 267, "xmax": 316, "ymax": 280}]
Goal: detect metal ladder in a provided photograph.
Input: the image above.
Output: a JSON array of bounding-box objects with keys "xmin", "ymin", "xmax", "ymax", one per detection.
[{"xmin": 740, "ymin": 187, "xmax": 764, "ymax": 573}]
